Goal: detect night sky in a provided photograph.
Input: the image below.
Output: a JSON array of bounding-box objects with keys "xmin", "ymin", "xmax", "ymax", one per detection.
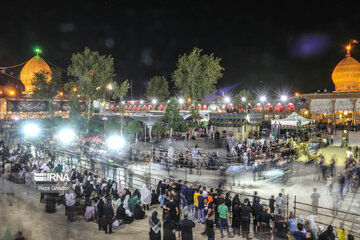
[{"xmin": 1, "ymin": 0, "xmax": 360, "ymax": 98}]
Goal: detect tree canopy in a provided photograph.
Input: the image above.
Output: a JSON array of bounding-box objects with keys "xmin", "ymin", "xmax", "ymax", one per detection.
[
  {"xmin": 112, "ymin": 80, "xmax": 130, "ymax": 102},
  {"xmin": 32, "ymin": 68, "xmax": 62, "ymax": 100},
  {"xmin": 234, "ymin": 89, "xmax": 254, "ymax": 106},
  {"xmin": 172, "ymin": 47, "xmax": 224, "ymax": 101},
  {"xmin": 145, "ymin": 76, "xmax": 170, "ymax": 102},
  {"xmin": 163, "ymin": 97, "xmax": 188, "ymax": 135},
  {"xmin": 65, "ymin": 47, "xmax": 115, "ymax": 102}
]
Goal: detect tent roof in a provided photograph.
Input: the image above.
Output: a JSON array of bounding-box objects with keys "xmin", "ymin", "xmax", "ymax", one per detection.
[{"xmin": 271, "ymin": 112, "xmax": 313, "ymax": 126}]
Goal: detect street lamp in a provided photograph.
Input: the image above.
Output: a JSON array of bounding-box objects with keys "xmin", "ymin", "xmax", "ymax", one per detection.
[
  {"xmin": 151, "ymin": 99, "xmax": 157, "ymax": 105},
  {"xmin": 178, "ymin": 98, "xmax": 184, "ymax": 104},
  {"xmin": 224, "ymin": 96, "xmax": 231, "ymax": 104},
  {"xmin": 241, "ymin": 97, "xmax": 246, "ymax": 102},
  {"xmin": 107, "ymin": 135, "xmax": 125, "ymax": 150},
  {"xmin": 280, "ymin": 95, "xmax": 288, "ymax": 102},
  {"xmin": 260, "ymin": 96, "xmax": 266, "ymax": 102},
  {"xmin": 57, "ymin": 129, "xmax": 76, "ymax": 144},
  {"xmin": 23, "ymin": 123, "xmax": 40, "ymax": 138},
  {"xmin": 107, "ymin": 84, "xmax": 113, "ymax": 90}
]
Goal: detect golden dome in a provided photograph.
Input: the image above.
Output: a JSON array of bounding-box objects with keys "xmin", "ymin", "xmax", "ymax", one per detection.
[
  {"xmin": 332, "ymin": 52, "xmax": 360, "ymax": 92},
  {"xmin": 20, "ymin": 54, "xmax": 52, "ymax": 94}
]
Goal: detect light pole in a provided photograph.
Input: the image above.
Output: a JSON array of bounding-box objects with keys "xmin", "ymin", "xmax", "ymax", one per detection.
[{"xmin": 107, "ymin": 84, "xmax": 113, "ymax": 110}]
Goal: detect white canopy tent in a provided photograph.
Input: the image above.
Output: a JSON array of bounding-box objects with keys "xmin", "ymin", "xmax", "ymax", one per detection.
[{"xmin": 271, "ymin": 112, "xmax": 313, "ymax": 127}]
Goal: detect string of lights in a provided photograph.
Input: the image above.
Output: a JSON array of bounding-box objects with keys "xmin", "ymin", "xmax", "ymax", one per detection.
[
  {"xmin": 43, "ymin": 58, "xmax": 68, "ymax": 73},
  {"xmin": 1, "ymin": 71, "xmax": 20, "ymax": 80},
  {"xmin": 0, "ymin": 61, "xmax": 27, "ymax": 69}
]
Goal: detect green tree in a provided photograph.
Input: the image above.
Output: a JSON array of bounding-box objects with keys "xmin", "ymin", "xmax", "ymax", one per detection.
[
  {"xmin": 188, "ymin": 105, "xmax": 201, "ymax": 128},
  {"xmin": 152, "ymin": 122, "xmax": 167, "ymax": 136},
  {"xmin": 163, "ymin": 97, "xmax": 187, "ymax": 136},
  {"xmin": 104, "ymin": 117, "xmax": 121, "ymax": 135},
  {"xmin": 172, "ymin": 47, "xmax": 224, "ymax": 101},
  {"xmin": 145, "ymin": 76, "xmax": 170, "ymax": 102},
  {"xmin": 69, "ymin": 95, "xmax": 82, "ymax": 118},
  {"xmin": 32, "ymin": 68, "xmax": 62, "ymax": 116},
  {"xmin": 125, "ymin": 119, "xmax": 142, "ymax": 142},
  {"xmin": 112, "ymin": 80, "xmax": 130, "ymax": 135},
  {"xmin": 234, "ymin": 89, "xmax": 255, "ymax": 106},
  {"xmin": 65, "ymin": 47, "xmax": 115, "ymax": 133}
]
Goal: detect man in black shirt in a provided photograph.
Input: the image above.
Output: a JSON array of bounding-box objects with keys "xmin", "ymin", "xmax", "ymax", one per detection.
[
  {"xmin": 252, "ymin": 197, "xmax": 264, "ymax": 234},
  {"xmin": 164, "ymin": 196, "xmax": 178, "ymax": 222},
  {"xmin": 178, "ymin": 212, "xmax": 195, "ymax": 240},
  {"xmin": 206, "ymin": 212, "xmax": 215, "ymax": 240},
  {"xmin": 213, "ymin": 192, "xmax": 222, "ymax": 227},
  {"xmin": 273, "ymin": 216, "xmax": 289, "ymax": 239},
  {"xmin": 258, "ymin": 205, "xmax": 273, "ymax": 239},
  {"xmin": 160, "ymin": 179, "xmax": 168, "ymax": 207},
  {"xmin": 103, "ymin": 198, "xmax": 114, "ymax": 234},
  {"xmin": 240, "ymin": 199, "xmax": 252, "ymax": 240},
  {"xmin": 185, "ymin": 183, "xmax": 201, "ymax": 214}
]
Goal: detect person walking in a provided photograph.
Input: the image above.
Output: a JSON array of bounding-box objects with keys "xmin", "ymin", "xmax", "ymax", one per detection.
[
  {"xmin": 178, "ymin": 212, "xmax": 195, "ymax": 240},
  {"xmin": 338, "ymin": 173, "xmax": 345, "ymax": 200},
  {"xmin": 275, "ymin": 193, "xmax": 285, "ymax": 214},
  {"xmin": 329, "ymin": 158, "xmax": 336, "ymax": 177},
  {"xmin": 218, "ymin": 200, "xmax": 234, "ymax": 238},
  {"xmin": 310, "ymin": 188, "xmax": 320, "ymax": 215}
]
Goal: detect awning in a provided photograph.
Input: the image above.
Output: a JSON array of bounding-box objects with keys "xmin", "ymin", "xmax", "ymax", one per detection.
[
  {"xmin": 310, "ymin": 99, "xmax": 333, "ymax": 113},
  {"xmin": 335, "ymin": 98, "xmax": 353, "ymax": 112}
]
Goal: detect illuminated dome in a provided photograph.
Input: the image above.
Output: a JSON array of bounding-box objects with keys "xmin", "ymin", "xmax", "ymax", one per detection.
[
  {"xmin": 332, "ymin": 51, "xmax": 360, "ymax": 92},
  {"xmin": 20, "ymin": 54, "xmax": 52, "ymax": 94}
]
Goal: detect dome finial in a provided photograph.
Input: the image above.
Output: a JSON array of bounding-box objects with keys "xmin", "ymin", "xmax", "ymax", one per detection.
[
  {"xmin": 346, "ymin": 39, "xmax": 359, "ymax": 57},
  {"xmin": 34, "ymin": 47, "xmax": 41, "ymax": 56},
  {"xmin": 346, "ymin": 45, "xmax": 351, "ymax": 57}
]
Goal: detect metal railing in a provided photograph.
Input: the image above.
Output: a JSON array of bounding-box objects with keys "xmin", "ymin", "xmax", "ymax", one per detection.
[{"xmin": 294, "ymin": 196, "xmax": 360, "ymax": 237}]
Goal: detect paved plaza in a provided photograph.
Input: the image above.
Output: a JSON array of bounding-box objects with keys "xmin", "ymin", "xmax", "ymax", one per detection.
[{"xmin": 2, "ymin": 130, "xmax": 360, "ymax": 239}]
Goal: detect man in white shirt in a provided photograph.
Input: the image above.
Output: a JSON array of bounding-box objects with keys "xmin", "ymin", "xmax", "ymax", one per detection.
[
  {"xmin": 65, "ymin": 189, "xmax": 76, "ymax": 222},
  {"xmin": 275, "ymin": 193, "xmax": 285, "ymax": 215},
  {"xmin": 202, "ymin": 187, "xmax": 208, "ymax": 198},
  {"xmin": 346, "ymin": 147, "xmax": 353, "ymax": 159}
]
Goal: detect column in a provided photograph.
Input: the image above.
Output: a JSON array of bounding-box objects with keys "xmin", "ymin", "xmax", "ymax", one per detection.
[
  {"xmin": 331, "ymin": 99, "xmax": 336, "ymax": 124},
  {"xmin": 241, "ymin": 122, "xmax": 245, "ymax": 142},
  {"xmin": 148, "ymin": 125, "xmax": 153, "ymax": 141},
  {"xmin": 352, "ymin": 98, "xmax": 357, "ymax": 126},
  {"xmin": 308, "ymin": 98, "xmax": 312, "ymax": 118}
]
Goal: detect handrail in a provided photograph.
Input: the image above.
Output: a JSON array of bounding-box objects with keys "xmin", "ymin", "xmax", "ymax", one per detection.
[
  {"xmin": 295, "ymin": 207, "xmax": 360, "ymax": 226},
  {"xmin": 294, "ymin": 201, "xmax": 360, "ymax": 218}
]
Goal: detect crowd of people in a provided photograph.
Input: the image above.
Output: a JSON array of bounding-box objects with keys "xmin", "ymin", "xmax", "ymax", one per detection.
[
  {"xmin": 0, "ymin": 131, "xmax": 358, "ymax": 240},
  {"xmin": 149, "ymin": 137, "xmax": 295, "ymax": 178}
]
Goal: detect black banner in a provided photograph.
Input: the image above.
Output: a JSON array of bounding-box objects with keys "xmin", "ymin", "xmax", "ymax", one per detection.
[
  {"xmin": 7, "ymin": 100, "xmax": 49, "ymax": 112},
  {"xmin": 6, "ymin": 100, "xmax": 73, "ymax": 112}
]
